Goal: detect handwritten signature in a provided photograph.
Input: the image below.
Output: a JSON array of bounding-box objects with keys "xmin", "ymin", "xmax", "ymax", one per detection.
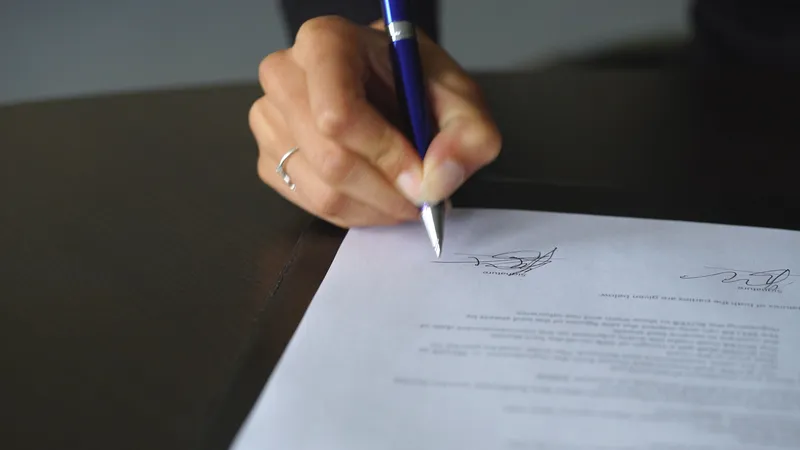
[
  {"xmin": 434, "ymin": 248, "xmax": 557, "ymax": 276},
  {"xmin": 680, "ymin": 267, "xmax": 795, "ymax": 291}
]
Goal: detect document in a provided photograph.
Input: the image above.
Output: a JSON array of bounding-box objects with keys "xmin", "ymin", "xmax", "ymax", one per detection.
[{"xmin": 231, "ymin": 208, "xmax": 800, "ymax": 450}]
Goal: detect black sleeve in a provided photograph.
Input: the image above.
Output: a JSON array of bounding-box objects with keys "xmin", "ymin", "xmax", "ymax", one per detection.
[
  {"xmin": 279, "ymin": 0, "xmax": 440, "ymax": 44},
  {"xmin": 691, "ymin": 0, "xmax": 800, "ymax": 69}
]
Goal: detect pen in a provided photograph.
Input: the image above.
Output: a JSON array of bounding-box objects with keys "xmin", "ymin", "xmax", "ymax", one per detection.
[{"xmin": 380, "ymin": 0, "xmax": 445, "ymax": 258}]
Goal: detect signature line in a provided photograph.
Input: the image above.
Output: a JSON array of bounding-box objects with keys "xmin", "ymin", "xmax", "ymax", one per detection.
[
  {"xmin": 680, "ymin": 266, "xmax": 796, "ymax": 288},
  {"xmin": 433, "ymin": 248, "xmax": 557, "ymax": 276}
]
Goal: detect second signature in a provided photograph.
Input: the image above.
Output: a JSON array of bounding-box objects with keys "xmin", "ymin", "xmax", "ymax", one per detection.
[
  {"xmin": 433, "ymin": 248, "xmax": 557, "ymax": 276},
  {"xmin": 680, "ymin": 267, "xmax": 795, "ymax": 291}
]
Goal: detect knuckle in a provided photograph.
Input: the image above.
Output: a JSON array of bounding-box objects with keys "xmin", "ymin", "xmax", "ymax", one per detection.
[
  {"xmin": 317, "ymin": 147, "xmax": 357, "ymax": 185},
  {"xmin": 258, "ymin": 50, "xmax": 289, "ymax": 94},
  {"xmin": 477, "ymin": 122, "xmax": 503, "ymax": 163},
  {"xmin": 296, "ymin": 15, "xmax": 349, "ymax": 43},
  {"xmin": 372, "ymin": 129, "xmax": 405, "ymax": 177},
  {"xmin": 248, "ymin": 99, "xmax": 263, "ymax": 132},
  {"xmin": 314, "ymin": 188, "xmax": 349, "ymax": 217},
  {"xmin": 248, "ymin": 98, "xmax": 281, "ymax": 149},
  {"xmin": 294, "ymin": 16, "xmax": 357, "ymax": 66},
  {"xmin": 314, "ymin": 103, "xmax": 352, "ymax": 138}
]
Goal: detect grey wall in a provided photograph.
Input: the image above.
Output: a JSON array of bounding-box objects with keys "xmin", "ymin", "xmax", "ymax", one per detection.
[
  {"xmin": 441, "ymin": 0, "xmax": 690, "ymax": 69},
  {"xmin": 0, "ymin": 0, "xmax": 689, "ymax": 106}
]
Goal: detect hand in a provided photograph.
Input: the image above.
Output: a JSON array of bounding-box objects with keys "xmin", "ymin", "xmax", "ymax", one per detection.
[{"xmin": 249, "ymin": 16, "xmax": 501, "ymax": 228}]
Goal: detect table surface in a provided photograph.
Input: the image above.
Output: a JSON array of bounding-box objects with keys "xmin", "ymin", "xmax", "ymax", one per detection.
[{"xmin": 2, "ymin": 69, "xmax": 799, "ymax": 450}]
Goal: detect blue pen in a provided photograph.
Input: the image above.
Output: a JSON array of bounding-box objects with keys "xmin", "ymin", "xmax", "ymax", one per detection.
[{"xmin": 381, "ymin": 0, "xmax": 445, "ymax": 258}]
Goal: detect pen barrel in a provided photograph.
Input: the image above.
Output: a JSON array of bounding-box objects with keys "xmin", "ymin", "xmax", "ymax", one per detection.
[
  {"xmin": 380, "ymin": 0, "xmax": 413, "ymax": 23},
  {"xmin": 388, "ymin": 37, "xmax": 436, "ymax": 160}
]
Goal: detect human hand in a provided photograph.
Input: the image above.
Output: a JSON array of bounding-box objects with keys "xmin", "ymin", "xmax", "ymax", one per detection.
[{"xmin": 249, "ymin": 16, "xmax": 501, "ymax": 228}]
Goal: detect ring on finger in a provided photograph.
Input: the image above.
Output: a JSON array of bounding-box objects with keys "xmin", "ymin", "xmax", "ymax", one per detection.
[{"xmin": 276, "ymin": 146, "xmax": 300, "ymax": 190}]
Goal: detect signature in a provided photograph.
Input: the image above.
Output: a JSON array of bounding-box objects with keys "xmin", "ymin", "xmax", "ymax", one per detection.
[
  {"xmin": 434, "ymin": 248, "xmax": 557, "ymax": 276},
  {"xmin": 680, "ymin": 267, "xmax": 795, "ymax": 291}
]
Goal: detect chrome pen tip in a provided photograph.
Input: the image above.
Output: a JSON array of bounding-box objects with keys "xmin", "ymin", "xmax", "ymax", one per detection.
[{"xmin": 421, "ymin": 201, "xmax": 445, "ymax": 258}]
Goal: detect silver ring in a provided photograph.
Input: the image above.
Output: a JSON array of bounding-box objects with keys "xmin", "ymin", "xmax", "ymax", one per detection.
[{"xmin": 276, "ymin": 146, "xmax": 299, "ymax": 191}]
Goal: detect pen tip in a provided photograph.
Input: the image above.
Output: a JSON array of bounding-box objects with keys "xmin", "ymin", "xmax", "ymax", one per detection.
[{"xmin": 421, "ymin": 202, "xmax": 445, "ymax": 259}]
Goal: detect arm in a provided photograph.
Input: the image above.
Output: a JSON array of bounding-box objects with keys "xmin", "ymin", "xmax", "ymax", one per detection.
[{"xmin": 278, "ymin": 0, "xmax": 440, "ymax": 44}]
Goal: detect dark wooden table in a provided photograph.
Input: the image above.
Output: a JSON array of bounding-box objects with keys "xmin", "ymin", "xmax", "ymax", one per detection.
[{"xmin": 2, "ymin": 70, "xmax": 799, "ymax": 450}]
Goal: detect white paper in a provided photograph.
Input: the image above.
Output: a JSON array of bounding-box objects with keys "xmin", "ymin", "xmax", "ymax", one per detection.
[{"xmin": 231, "ymin": 208, "xmax": 800, "ymax": 450}]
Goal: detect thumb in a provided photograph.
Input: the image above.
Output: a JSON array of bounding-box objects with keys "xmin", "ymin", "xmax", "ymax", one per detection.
[
  {"xmin": 420, "ymin": 109, "xmax": 501, "ymax": 203},
  {"xmin": 414, "ymin": 37, "xmax": 502, "ymax": 204}
]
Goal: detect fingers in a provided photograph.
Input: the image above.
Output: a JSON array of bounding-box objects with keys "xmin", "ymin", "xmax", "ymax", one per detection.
[
  {"xmin": 421, "ymin": 110, "xmax": 502, "ymax": 203},
  {"xmin": 415, "ymin": 32, "xmax": 503, "ymax": 204},
  {"xmin": 252, "ymin": 14, "xmax": 501, "ymax": 227},
  {"xmin": 259, "ymin": 49, "xmax": 419, "ymax": 221},
  {"xmin": 292, "ymin": 16, "xmax": 425, "ymax": 201},
  {"xmin": 249, "ymin": 98, "xmax": 404, "ymax": 228},
  {"xmin": 257, "ymin": 154, "xmax": 401, "ymax": 229},
  {"xmin": 294, "ymin": 17, "xmax": 501, "ymax": 206}
]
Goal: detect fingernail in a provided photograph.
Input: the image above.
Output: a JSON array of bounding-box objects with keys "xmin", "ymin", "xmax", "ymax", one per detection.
[
  {"xmin": 421, "ymin": 158, "xmax": 465, "ymax": 203},
  {"xmin": 395, "ymin": 169, "xmax": 422, "ymax": 203}
]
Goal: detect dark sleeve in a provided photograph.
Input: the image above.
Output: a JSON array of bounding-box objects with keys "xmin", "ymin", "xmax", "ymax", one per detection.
[
  {"xmin": 691, "ymin": 0, "xmax": 800, "ymax": 69},
  {"xmin": 279, "ymin": 0, "xmax": 440, "ymax": 44}
]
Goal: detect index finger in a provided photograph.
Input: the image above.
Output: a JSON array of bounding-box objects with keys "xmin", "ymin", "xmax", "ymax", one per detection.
[{"xmin": 292, "ymin": 16, "xmax": 424, "ymax": 200}]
